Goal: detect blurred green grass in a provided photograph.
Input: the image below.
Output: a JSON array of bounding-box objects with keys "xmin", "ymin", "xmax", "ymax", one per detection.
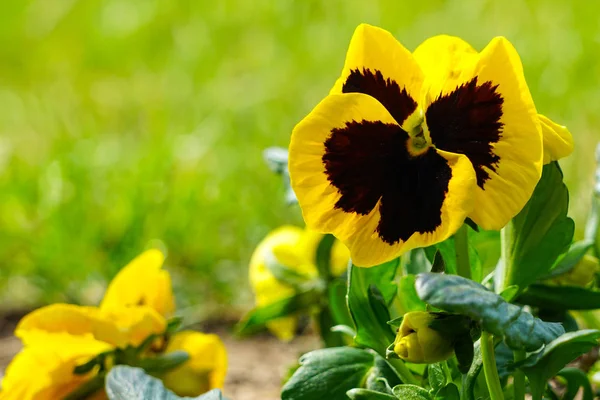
[{"xmin": 0, "ymin": 0, "xmax": 598, "ymax": 316}]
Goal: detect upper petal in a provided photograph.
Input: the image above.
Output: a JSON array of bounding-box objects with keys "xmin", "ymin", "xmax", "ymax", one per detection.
[
  {"xmin": 413, "ymin": 35, "xmax": 478, "ymax": 98},
  {"xmin": 425, "ymin": 37, "xmax": 542, "ymax": 230},
  {"xmin": 289, "ymin": 93, "xmax": 476, "ymax": 266},
  {"xmin": 330, "ymin": 23, "xmax": 424, "ymax": 127},
  {"xmin": 100, "ymin": 249, "xmax": 175, "ymax": 318},
  {"xmin": 538, "ymin": 114, "xmax": 574, "ymax": 163}
]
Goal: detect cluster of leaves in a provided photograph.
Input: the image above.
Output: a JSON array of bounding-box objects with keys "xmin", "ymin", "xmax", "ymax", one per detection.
[{"xmin": 249, "ymin": 149, "xmax": 600, "ymax": 400}]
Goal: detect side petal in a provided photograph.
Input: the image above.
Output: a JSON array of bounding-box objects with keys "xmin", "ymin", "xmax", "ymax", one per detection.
[
  {"xmin": 539, "ymin": 114, "xmax": 574, "ymax": 163},
  {"xmin": 0, "ymin": 333, "xmax": 111, "ymax": 400},
  {"xmin": 99, "ymin": 306, "xmax": 167, "ymax": 348},
  {"xmin": 15, "ymin": 304, "xmax": 122, "ymax": 347},
  {"xmin": 289, "ymin": 93, "xmax": 476, "ymax": 266},
  {"xmin": 100, "ymin": 249, "xmax": 175, "ymax": 318},
  {"xmin": 330, "ymin": 23, "xmax": 423, "ymax": 127},
  {"xmin": 425, "ymin": 37, "xmax": 542, "ymax": 230},
  {"xmin": 413, "ymin": 35, "xmax": 479, "ymax": 98},
  {"xmin": 161, "ymin": 331, "xmax": 228, "ymax": 397}
]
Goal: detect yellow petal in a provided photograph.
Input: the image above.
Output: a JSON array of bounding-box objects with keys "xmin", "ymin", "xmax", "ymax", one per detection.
[
  {"xmin": 393, "ymin": 311, "xmax": 454, "ymax": 363},
  {"xmin": 100, "ymin": 249, "xmax": 175, "ymax": 318},
  {"xmin": 16, "ymin": 303, "xmax": 166, "ymax": 349},
  {"xmin": 538, "ymin": 114, "xmax": 574, "ymax": 164},
  {"xmin": 297, "ymin": 229, "xmax": 350, "ymax": 277},
  {"xmin": 15, "ymin": 304, "xmax": 121, "ymax": 347},
  {"xmin": 424, "ymin": 37, "xmax": 542, "ymax": 230},
  {"xmin": 161, "ymin": 331, "xmax": 228, "ymax": 397},
  {"xmin": 0, "ymin": 333, "xmax": 111, "ymax": 400},
  {"xmin": 413, "ymin": 35, "xmax": 478, "ymax": 100},
  {"xmin": 330, "ymin": 23, "xmax": 424, "ymax": 127},
  {"xmin": 289, "ymin": 92, "xmax": 476, "ymax": 266},
  {"xmin": 98, "ymin": 306, "xmax": 167, "ymax": 348}
]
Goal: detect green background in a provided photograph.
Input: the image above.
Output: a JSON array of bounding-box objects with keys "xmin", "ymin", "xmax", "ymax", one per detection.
[{"xmin": 0, "ymin": 0, "xmax": 598, "ymax": 318}]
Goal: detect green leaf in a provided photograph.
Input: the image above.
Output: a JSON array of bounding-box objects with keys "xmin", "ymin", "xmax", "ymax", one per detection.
[
  {"xmin": 497, "ymin": 162, "xmax": 575, "ymax": 292},
  {"xmin": 281, "ymin": 347, "xmax": 399, "ymax": 400},
  {"xmin": 427, "ymin": 363, "xmax": 446, "ymax": 393},
  {"xmin": 518, "ymin": 330, "xmax": 600, "ymax": 400},
  {"xmin": 391, "ymin": 384, "xmax": 432, "ymax": 399},
  {"xmin": 416, "ymin": 273, "xmax": 564, "ymax": 351},
  {"xmin": 557, "ymin": 367, "xmax": 594, "ymax": 400},
  {"xmin": 316, "ymin": 234, "xmax": 336, "ymax": 280},
  {"xmin": 585, "ymin": 143, "xmax": 600, "ymax": 257},
  {"xmin": 434, "ymin": 383, "xmax": 460, "ymax": 400},
  {"xmin": 517, "ymin": 283, "xmax": 600, "ymax": 310},
  {"xmin": 406, "ymin": 249, "xmax": 433, "ymax": 275},
  {"xmin": 431, "ymin": 251, "xmax": 445, "ymax": 274},
  {"xmin": 347, "ymin": 261, "xmax": 398, "ymax": 354},
  {"xmin": 424, "ymin": 229, "xmax": 482, "ymax": 282},
  {"xmin": 346, "ymin": 389, "xmax": 397, "ymax": 400},
  {"xmin": 133, "ymin": 351, "xmax": 189, "ymax": 373},
  {"xmin": 105, "ymin": 366, "xmax": 223, "ymax": 400},
  {"xmin": 328, "ymin": 279, "xmax": 353, "ymax": 327},
  {"xmin": 461, "ymin": 341, "xmax": 483, "ymax": 400},
  {"xmin": 469, "ymin": 229, "xmax": 500, "ymax": 277},
  {"xmin": 397, "ymin": 275, "xmax": 427, "ymax": 314},
  {"xmin": 544, "ymin": 240, "xmax": 594, "ymax": 279},
  {"xmin": 166, "ymin": 317, "xmax": 184, "ymax": 335},
  {"xmin": 236, "ymin": 288, "xmax": 320, "ymax": 336}
]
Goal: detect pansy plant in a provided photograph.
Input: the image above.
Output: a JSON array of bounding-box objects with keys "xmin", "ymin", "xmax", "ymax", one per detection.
[
  {"xmin": 289, "ymin": 24, "xmax": 573, "ymax": 266},
  {"xmin": 278, "ymin": 24, "xmax": 600, "ymax": 400}
]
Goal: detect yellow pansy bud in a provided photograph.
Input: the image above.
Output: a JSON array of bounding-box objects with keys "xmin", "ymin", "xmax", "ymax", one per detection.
[
  {"xmin": 161, "ymin": 331, "xmax": 227, "ymax": 397},
  {"xmin": 548, "ymin": 255, "xmax": 600, "ymax": 287},
  {"xmin": 392, "ymin": 311, "xmax": 454, "ymax": 363}
]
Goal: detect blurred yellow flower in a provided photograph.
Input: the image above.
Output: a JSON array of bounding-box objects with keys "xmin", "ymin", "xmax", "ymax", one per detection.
[
  {"xmin": 249, "ymin": 225, "xmax": 350, "ymax": 341},
  {"xmin": 392, "ymin": 311, "xmax": 454, "ymax": 364},
  {"xmin": 161, "ymin": 331, "xmax": 228, "ymax": 396},
  {"xmin": 101, "ymin": 249, "xmax": 175, "ymax": 317},
  {"xmin": 547, "ymin": 254, "xmax": 600, "ymax": 287},
  {"xmin": 0, "ymin": 333, "xmax": 111, "ymax": 400},
  {"xmin": 0, "ymin": 249, "xmax": 227, "ymax": 400}
]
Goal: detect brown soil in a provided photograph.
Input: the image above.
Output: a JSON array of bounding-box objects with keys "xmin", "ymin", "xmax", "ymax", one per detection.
[{"xmin": 0, "ymin": 326, "xmax": 319, "ymax": 400}]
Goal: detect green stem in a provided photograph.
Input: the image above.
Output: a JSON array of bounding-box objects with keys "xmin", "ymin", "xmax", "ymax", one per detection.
[
  {"xmin": 481, "ymin": 332, "xmax": 503, "ymax": 400},
  {"xmin": 454, "ymin": 224, "xmax": 471, "ymax": 279},
  {"xmin": 498, "ymin": 221, "xmax": 514, "ymax": 294},
  {"xmin": 513, "ymin": 350, "xmax": 526, "ymax": 400},
  {"xmin": 387, "ymin": 357, "xmax": 420, "ymax": 386}
]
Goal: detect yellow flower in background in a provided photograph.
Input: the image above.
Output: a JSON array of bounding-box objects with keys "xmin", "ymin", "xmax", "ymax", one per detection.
[
  {"xmin": 0, "ymin": 249, "xmax": 228, "ymax": 400},
  {"xmin": 391, "ymin": 311, "xmax": 454, "ymax": 364},
  {"xmin": 0, "ymin": 334, "xmax": 112, "ymax": 400},
  {"xmin": 101, "ymin": 249, "xmax": 175, "ymax": 317},
  {"xmin": 249, "ymin": 225, "xmax": 350, "ymax": 341},
  {"xmin": 162, "ymin": 331, "xmax": 227, "ymax": 397},
  {"xmin": 289, "ymin": 24, "xmax": 573, "ymax": 267},
  {"xmin": 547, "ymin": 254, "xmax": 600, "ymax": 287}
]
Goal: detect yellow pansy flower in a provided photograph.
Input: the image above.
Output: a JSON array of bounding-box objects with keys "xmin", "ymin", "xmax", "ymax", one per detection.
[
  {"xmin": 392, "ymin": 311, "xmax": 454, "ymax": 364},
  {"xmin": 100, "ymin": 249, "xmax": 175, "ymax": 317},
  {"xmin": 289, "ymin": 24, "xmax": 573, "ymax": 267},
  {"xmin": 0, "ymin": 333, "xmax": 112, "ymax": 400},
  {"xmin": 0, "ymin": 249, "xmax": 213, "ymax": 400},
  {"xmin": 249, "ymin": 226, "xmax": 350, "ymax": 341},
  {"xmin": 161, "ymin": 331, "xmax": 227, "ymax": 397}
]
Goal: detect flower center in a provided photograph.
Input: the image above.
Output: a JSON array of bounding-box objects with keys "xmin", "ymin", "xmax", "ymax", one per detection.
[{"xmin": 404, "ymin": 108, "xmax": 431, "ymax": 156}]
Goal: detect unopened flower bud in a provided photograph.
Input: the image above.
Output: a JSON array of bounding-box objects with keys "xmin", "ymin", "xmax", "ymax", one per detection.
[
  {"xmin": 549, "ymin": 254, "xmax": 600, "ymax": 287},
  {"xmin": 391, "ymin": 311, "xmax": 454, "ymax": 363}
]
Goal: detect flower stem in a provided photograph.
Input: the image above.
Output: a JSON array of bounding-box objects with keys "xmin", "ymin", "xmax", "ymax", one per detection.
[
  {"xmin": 513, "ymin": 350, "xmax": 526, "ymax": 400},
  {"xmin": 387, "ymin": 357, "xmax": 420, "ymax": 385},
  {"xmin": 497, "ymin": 221, "xmax": 514, "ymax": 294},
  {"xmin": 481, "ymin": 331, "xmax": 503, "ymax": 400},
  {"xmin": 454, "ymin": 224, "xmax": 471, "ymax": 280}
]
